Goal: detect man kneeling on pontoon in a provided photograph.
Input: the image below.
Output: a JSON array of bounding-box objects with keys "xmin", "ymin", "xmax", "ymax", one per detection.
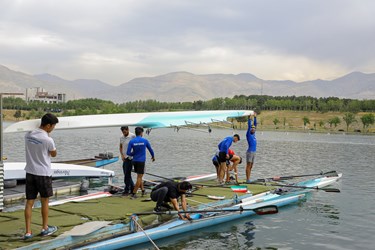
[{"xmin": 150, "ymin": 181, "xmax": 192, "ymax": 221}]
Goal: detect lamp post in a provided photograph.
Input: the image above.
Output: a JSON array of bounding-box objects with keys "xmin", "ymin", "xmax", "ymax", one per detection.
[{"xmin": 0, "ymin": 93, "xmax": 23, "ymax": 211}]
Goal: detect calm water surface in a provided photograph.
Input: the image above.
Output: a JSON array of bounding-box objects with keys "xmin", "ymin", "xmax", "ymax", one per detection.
[{"xmin": 3, "ymin": 124, "xmax": 375, "ymax": 249}]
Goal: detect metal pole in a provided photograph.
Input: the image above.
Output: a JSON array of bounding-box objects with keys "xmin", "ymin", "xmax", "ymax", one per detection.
[{"xmin": 0, "ymin": 93, "xmax": 4, "ymax": 211}]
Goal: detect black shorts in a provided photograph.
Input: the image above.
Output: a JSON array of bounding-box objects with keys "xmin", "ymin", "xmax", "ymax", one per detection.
[
  {"xmin": 25, "ymin": 173, "xmax": 53, "ymax": 199},
  {"xmin": 212, "ymin": 159, "xmax": 219, "ymax": 168},
  {"xmin": 218, "ymin": 152, "xmax": 227, "ymax": 162},
  {"xmin": 133, "ymin": 161, "xmax": 145, "ymax": 174}
]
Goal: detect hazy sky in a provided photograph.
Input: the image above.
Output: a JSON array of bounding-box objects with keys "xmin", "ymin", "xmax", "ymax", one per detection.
[{"xmin": 1, "ymin": 0, "xmax": 374, "ymax": 85}]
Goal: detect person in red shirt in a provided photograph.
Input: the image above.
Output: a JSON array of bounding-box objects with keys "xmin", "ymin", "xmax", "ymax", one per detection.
[{"xmin": 226, "ymin": 149, "xmax": 242, "ymax": 183}]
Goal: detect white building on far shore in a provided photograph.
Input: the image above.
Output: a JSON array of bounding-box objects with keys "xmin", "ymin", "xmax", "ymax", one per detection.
[{"xmin": 26, "ymin": 87, "xmax": 66, "ymax": 104}]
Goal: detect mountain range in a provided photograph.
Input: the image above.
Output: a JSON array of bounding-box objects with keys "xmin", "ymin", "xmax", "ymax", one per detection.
[{"xmin": 0, "ymin": 64, "xmax": 374, "ymax": 103}]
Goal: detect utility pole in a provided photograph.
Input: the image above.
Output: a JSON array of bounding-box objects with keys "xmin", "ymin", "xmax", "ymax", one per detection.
[{"xmin": 0, "ymin": 92, "xmax": 23, "ymax": 211}]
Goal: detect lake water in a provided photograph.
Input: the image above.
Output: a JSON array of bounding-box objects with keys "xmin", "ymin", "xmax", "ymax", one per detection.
[{"xmin": 2, "ymin": 124, "xmax": 375, "ymax": 250}]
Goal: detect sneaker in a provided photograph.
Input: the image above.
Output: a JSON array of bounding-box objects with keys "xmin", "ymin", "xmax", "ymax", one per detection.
[
  {"xmin": 141, "ymin": 190, "xmax": 146, "ymax": 196},
  {"xmin": 160, "ymin": 202, "xmax": 173, "ymax": 210},
  {"xmin": 23, "ymin": 233, "xmax": 33, "ymax": 240},
  {"xmin": 153, "ymin": 206, "xmax": 162, "ymax": 212},
  {"xmin": 246, "ymin": 180, "xmax": 253, "ymax": 184},
  {"xmin": 130, "ymin": 194, "xmax": 138, "ymax": 199},
  {"xmin": 122, "ymin": 192, "xmax": 130, "ymax": 196},
  {"xmin": 41, "ymin": 225, "xmax": 57, "ymax": 236}
]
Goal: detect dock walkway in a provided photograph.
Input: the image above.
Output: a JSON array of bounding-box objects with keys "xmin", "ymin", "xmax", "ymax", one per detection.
[{"xmin": 0, "ymin": 181, "xmax": 273, "ymax": 249}]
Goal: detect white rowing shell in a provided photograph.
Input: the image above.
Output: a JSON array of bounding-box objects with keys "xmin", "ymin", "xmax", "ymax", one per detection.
[
  {"xmin": 4, "ymin": 110, "xmax": 254, "ymax": 133},
  {"xmin": 4, "ymin": 162, "xmax": 115, "ymax": 180}
]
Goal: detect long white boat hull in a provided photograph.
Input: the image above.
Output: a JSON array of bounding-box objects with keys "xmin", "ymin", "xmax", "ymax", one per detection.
[
  {"xmin": 4, "ymin": 162, "xmax": 115, "ymax": 180},
  {"xmin": 4, "ymin": 110, "xmax": 254, "ymax": 133}
]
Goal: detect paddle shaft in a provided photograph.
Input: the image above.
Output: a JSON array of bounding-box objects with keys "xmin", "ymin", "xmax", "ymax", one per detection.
[
  {"xmin": 256, "ymin": 170, "xmax": 338, "ymax": 182},
  {"xmin": 254, "ymin": 183, "xmax": 340, "ymax": 192},
  {"xmin": 143, "ymin": 172, "xmax": 176, "ymax": 182},
  {"xmin": 144, "ymin": 172, "xmax": 231, "ymax": 188},
  {"xmin": 130, "ymin": 205, "xmax": 278, "ymax": 216}
]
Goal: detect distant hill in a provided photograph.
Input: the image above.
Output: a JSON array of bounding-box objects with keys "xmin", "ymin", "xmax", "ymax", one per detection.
[{"xmin": 0, "ymin": 64, "xmax": 374, "ymax": 103}]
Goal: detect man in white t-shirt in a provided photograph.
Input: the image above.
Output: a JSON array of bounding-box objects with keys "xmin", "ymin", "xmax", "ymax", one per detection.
[
  {"xmin": 23, "ymin": 113, "xmax": 59, "ymax": 240},
  {"xmin": 119, "ymin": 126, "xmax": 136, "ymax": 195}
]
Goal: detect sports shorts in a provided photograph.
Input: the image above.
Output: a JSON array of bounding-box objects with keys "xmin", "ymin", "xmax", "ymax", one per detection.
[{"xmin": 25, "ymin": 173, "xmax": 53, "ymax": 199}]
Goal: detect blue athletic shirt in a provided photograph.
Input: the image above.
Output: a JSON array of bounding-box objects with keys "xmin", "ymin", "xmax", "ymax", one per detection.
[
  {"xmin": 126, "ymin": 136, "xmax": 155, "ymax": 162},
  {"xmin": 218, "ymin": 136, "xmax": 233, "ymax": 154},
  {"xmin": 246, "ymin": 117, "xmax": 257, "ymax": 152}
]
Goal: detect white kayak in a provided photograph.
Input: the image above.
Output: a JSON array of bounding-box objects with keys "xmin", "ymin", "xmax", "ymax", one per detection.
[{"xmin": 4, "ymin": 162, "xmax": 115, "ymax": 180}]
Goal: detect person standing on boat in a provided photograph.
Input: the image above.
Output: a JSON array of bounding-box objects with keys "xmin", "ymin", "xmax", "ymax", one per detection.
[
  {"xmin": 246, "ymin": 113, "xmax": 257, "ymax": 183},
  {"xmin": 23, "ymin": 113, "xmax": 59, "ymax": 240},
  {"xmin": 151, "ymin": 181, "xmax": 192, "ymax": 220},
  {"xmin": 119, "ymin": 126, "xmax": 136, "ymax": 196},
  {"xmin": 217, "ymin": 134, "xmax": 240, "ymax": 184},
  {"xmin": 127, "ymin": 126, "xmax": 155, "ymax": 199}
]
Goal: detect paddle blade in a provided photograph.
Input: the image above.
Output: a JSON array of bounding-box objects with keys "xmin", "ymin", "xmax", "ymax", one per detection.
[
  {"xmin": 321, "ymin": 188, "xmax": 341, "ymax": 192},
  {"xmin": 324, "ymin": 171, "xmax": 339, "ymax": 177},
  {"xmin": 253, "ymin": 205, "xmax": 278, "ymax": 215}
]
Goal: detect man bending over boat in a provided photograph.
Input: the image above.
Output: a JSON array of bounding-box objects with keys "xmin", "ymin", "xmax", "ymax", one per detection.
[
  {"xmin": 23, "ymin": 113, "xmax": 59, "ymax": 240},
  {"xmin": 212, "ymin": 149, "xmax": 242, "ymax": 183},
  {"xmin": 151, "ymin": 181, "xmax": 193, "ymax": 220},
  {"xmin": 217, "ymin": 134, "xmax": 240, "ymax": 184},
  {"xmin": 127, "ymin": 126, "xmax": 155, "ymax": 199}
]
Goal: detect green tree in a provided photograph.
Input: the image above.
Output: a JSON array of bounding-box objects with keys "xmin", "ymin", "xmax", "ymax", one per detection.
[
  {"xmin": 302, "ymin": 116, "xmax": 310, "ymax": 129},
  {"xmin": 343, "ymin": 113, "xmax": 356, "ymax": 132},
  {"xmin": 328, "ymin": 116, "xmax": 341, "ymax": 129},
  {"xmin": 360, "ymin": 113, "xmax": 375, "ymax": 133},
  {"xmin": 319, "ymin": 120, "xmax": 325, "ymax": 128},
  {"xmin": 13, "ymin": 110, "xmax": 22, "ymax": 120},
  {"xmin": 273, "ymin": 118, "xmax": 280, "ymax": 129}
]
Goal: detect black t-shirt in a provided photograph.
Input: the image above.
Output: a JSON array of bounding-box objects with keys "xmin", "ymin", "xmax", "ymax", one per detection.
[{"xmin": 152, "ymin": 181, "xmax": 182, "ymax": 202}]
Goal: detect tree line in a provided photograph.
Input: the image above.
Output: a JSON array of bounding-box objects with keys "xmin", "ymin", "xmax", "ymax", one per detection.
[
  {"xmin": 3, "ymin": 95, "xmax": 375, "ymax": 114},
  {"xmin": 4, "ymin": 95, "xmax": 374, "ymax": 132}
]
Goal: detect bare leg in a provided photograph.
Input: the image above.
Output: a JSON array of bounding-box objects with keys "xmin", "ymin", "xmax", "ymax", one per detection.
[
  {"xmin": 246, "ymin": 162, "xmax": 253, "ymax": 181},
  {"xmin": 233, "ymin": 165, "xmax": 238, "ymax": 183},
  {"xmin": 225, "ymin": 165, "xmax": 231, "ymax": 182},
  {"xmin": 218, "ymin": 162, "xmax": 226, "ymax": 183},
  {"xmin": 25, "ymin": 199, "xmax": 35, "ymax": 234},
  {"xmin": 40, "ymin": 197, "xmax": 50, "ymax": 230},
  {"xmin": 133, "ymin": 174, "xmax": 144, "ymax": 194}
]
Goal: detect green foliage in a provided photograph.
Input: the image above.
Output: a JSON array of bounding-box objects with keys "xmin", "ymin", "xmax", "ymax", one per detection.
[
  {"xmin": 343, "ymin": 113, "xmax": 357, "ymax": 132},
  {"xmin": 360, "ymin": 113, "xmax": 375, "ymax": 132},
  {"xmin": 273, "ymin": 118, "xmax": 280, "ymax": 128},
  {"xmin": 13, "ymin": 110, "xmax": 22, "ymax": 120},
  {"xmin": 302, "ymin": 116, "xmax": 310, "ymax": 127},
  {"xmin": 328, "ymin": 117, "xmax": 341, "ymax": 128}
]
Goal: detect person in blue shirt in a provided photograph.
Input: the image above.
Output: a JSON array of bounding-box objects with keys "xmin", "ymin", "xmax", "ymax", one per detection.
[
  {"xmin": 246, "ymin": 113, "xmax": 257, "ymax": 183},
  {"xmin": 217, "ymin": 134, "xmax": 240, "ymax": 184},
  {"xmin": 127, "ymin": 126, "xmax": 155, "ymax": 199}
]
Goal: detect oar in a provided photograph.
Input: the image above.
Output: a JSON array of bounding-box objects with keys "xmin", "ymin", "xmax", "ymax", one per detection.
[
  {"xmin": 128, "ymin": 205, "xmax": 278, "ymax": 216},
  {"xmin": 144, "ymin": 173, "xmax": 231, "ymax": 189},
  {"xmin": 186, "ymin": 192, "xmax": 225, "ymax": 200},
  {"xmin": 193, "ymin": 182, "xmax": 231, "ymax": 188},
  {"xmin": 143, "ymin": 172, "xmax": 176, "ymax": 182},
  {"xmin": 254, "ymin": 170, "xmax": 338, "ymax": 182},
  {"xmin": 253, "ymin": 182, "xmax": 340, "ymax": 192}
]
